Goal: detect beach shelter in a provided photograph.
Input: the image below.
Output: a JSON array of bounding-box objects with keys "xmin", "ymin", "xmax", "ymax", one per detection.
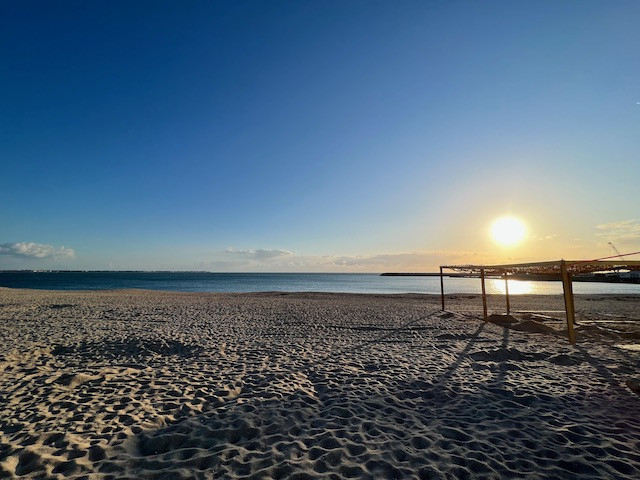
[{"xmin": 439, "ymin": 260, "xmax": 640, "ymax": 343}]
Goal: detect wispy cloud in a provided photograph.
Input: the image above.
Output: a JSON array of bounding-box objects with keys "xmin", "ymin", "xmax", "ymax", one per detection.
[
  {"xmin": 530, "ymin": 234, "xmax": 558, "ymax": 241},
  {"xmin": 225, "ymin": 248, "xmax": 293, "ymax": 259},
  {"xmin": 198, "ymin": 248, "xmax": 294, "ymax": 270},
  {"xmin": 0, "ymin": 242, "xmax": 75, "ymax": 259},
  {"xmin": 329, "ymin": 251, "xmax": 482, "ymax": 269},
  {"xmin": 595, "ymin": 219, "xmax": 640, "ymax": 244},
  {"xmin": 199, "ymin": 248, "xmax": 485, "ymax": 272}
]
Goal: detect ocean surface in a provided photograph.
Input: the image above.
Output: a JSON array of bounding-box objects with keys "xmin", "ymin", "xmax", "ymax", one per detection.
[{"xmin": 1, "ymin": 271, "xmax": 640, "ymax": 295}]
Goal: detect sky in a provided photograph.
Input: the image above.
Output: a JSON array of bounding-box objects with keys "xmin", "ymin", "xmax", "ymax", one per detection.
[{"xmin": 1, "ymin": 0, "xmax": 639, "ymax": 272}]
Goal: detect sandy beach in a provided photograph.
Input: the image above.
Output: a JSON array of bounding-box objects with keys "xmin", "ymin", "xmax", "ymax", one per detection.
[{"xmin": 1, "ymin": 287, "xmax": 639, "ymax": 479}]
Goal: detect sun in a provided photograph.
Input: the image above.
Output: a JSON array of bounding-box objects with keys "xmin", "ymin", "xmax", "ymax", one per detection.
[{"xmin": 491, "ymin": 216, "xmax": 526, "ymax": 246}]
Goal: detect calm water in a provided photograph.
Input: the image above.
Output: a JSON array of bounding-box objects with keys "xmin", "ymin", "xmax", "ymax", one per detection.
[{"xmin": 1, "ymin": 272, "xmax": 640, "ymax": 295}]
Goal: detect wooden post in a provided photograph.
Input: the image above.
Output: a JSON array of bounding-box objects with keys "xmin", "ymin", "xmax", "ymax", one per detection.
[
  {"xmin": 568, "ymin": 271, "xmax": 576, "ymax": 325},
  {"xmin": 480, "ymin": 268, "xmax": 488, "ymax": 321},
  {"xmin": 439, "ymin": 267, "xmax": 445, "ymax": 311},
  {"xmin": 561, "ymin": 261, "xmax": 576, "ymax": 344},
  {"xmin": 504, "ymin": 273, "xmax": 510, "ymax": 315}
]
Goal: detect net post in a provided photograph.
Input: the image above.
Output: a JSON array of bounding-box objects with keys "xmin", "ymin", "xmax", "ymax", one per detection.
[
  {"xmin": 439, "ymin": 267, "xmax": 445, "ymax": 311},
  {"xmin": 561, "ymin": 260, "xmax": 577, "ymax": 344},
  {"xmin": 504, "ymin": 273, "xmax": 510, "ymax": 315},
  {"xmin": 480, "ymin": 268, "xmax": 488, "ymax": 321}
]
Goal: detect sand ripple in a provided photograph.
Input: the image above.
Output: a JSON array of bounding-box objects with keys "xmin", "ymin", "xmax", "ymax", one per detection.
[{"xmin": 1, "ymin": 289, "xmax": 639, "ymax": 478}]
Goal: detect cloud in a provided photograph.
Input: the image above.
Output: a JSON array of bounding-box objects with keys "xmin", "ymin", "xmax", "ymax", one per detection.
[
  {"xmin": 198, "ymin": 248, "xmax": 294, "ymax": 271},
  {"xmin": 595, "ymin": 219, "xmax": 640, "ymax": 244},
  {"xmin": 225, "ymin": 248, "xmax": 293, "ymax": 260},
  {"xmin": 328, "ymin": 251, "xmax": 484, "ymax": 269},
  {"xmin": 199, "ymin": 247, "xmax": 489, "ymax": 272},
  {"xmin": 0, "ymin": 242, "xmax": 76, "ymax": 259},
  {"xmin": 529, "ymin": 234, "xmax": 558, "ymax": 241}
]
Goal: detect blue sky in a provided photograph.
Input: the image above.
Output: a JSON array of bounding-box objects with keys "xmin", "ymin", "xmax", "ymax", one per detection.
[{"xmin": 2, "ymin": 1, "xmax": 639, "ymax": 271}]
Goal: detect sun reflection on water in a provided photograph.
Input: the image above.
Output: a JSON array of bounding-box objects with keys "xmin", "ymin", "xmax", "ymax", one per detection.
[{"xmin": 487, "ymin": 278, "xmax": 535, "ymax": 295}]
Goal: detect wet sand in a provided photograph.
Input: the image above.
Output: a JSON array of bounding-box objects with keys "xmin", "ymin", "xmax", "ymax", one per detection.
[{"xmin": 1, "ymin": 287, "xmax": 639, "ymax": 479}]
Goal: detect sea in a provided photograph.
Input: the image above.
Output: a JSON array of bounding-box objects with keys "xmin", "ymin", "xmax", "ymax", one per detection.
[{"xmin": 1, "ymin": 271, "xmax": 640, "ymax": 295}]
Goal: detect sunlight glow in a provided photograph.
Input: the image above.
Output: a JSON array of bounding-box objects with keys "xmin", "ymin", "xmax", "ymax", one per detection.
[
  {"xmin": 490, "ymin": 279, "xmax": 534, "ymax": 295},
  {"xmin": 491, "ymin": 216, "xmax": 526, "ymax": 246}
]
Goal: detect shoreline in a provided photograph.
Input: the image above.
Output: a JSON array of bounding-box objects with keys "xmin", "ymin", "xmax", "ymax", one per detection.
[
  {"xmin": 3, "ymin": 284, "xmax": 640, "ymax": 295},
  {"xmin": 4, "ymin": 271, "xmax": 640, "ymax": 297}
]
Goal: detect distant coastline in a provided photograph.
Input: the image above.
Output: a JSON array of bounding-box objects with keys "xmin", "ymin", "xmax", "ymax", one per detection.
[{"xmin": 0, "ymin": 270, "xmax": 209, "ymax": 273}]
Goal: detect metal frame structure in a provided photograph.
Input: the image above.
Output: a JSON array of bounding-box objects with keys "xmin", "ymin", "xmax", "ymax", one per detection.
[{"xmin": 439, "ymin": 260, "xmax": 640, "ymax": 343}]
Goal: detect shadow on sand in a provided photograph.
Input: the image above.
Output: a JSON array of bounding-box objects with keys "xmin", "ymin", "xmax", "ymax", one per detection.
[{"xmin": 86, "ymin": 313, "xmax": 640, "ymax": 479}]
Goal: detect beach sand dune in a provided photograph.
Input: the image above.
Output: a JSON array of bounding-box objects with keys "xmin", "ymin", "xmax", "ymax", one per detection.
[{"xmin": 0, "ymin": 288, "xmax": 639, "ymax": 479}]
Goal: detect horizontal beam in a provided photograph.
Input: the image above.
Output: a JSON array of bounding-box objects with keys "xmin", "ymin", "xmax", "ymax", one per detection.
[{"xmin": 441, "ymin": 259, "xmax": 640, "ymax": 276}]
